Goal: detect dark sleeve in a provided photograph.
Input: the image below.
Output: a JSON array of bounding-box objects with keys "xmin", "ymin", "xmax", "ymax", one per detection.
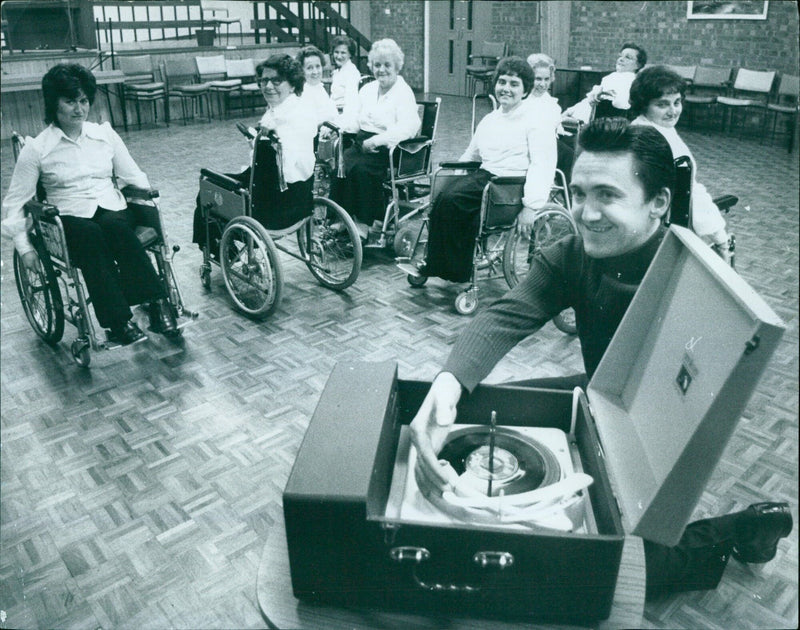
[{"xmin": 443, "ymin": 235, "xmax": 579, "ymax": 392}]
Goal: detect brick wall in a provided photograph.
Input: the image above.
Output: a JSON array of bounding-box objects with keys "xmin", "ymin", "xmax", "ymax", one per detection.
[
  {"xmin": 488, "ymin": 0, "xmax": 542, "ymax": 58},
  {"xmin": 368, "ymin": 0, "xmax": 424, "ymax": 90},
  {"xmin": 568, "ymin": 0, "xmax": 799, "ymax": 76}
]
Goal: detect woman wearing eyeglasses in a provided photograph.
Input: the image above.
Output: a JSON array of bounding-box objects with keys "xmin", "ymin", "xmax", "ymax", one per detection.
[{"xmin": 192, "ymin": 54, "xmax": 317, "ymax": 249}]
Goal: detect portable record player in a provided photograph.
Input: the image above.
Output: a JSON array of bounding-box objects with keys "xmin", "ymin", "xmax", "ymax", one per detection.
[{"xmin": 283, "ymin": 226, "xmax": 785, "ymax": 623}]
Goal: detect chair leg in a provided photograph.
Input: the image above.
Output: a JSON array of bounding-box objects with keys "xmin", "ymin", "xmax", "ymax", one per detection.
[{"xmin": 135, "ymin": 99, "xmax": 142, "ymax": 130}]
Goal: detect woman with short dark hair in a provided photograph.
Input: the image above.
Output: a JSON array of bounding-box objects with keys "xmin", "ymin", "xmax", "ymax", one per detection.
[
  {"xmin": 296, "ymin": 45, "xmax": 337, "ymax": 127},
  {"xmin": 629, "ymin": 65, "xmax": 731, "ymax": 260},
  {"xmin": 406, "ymin": 56, "xmax": 557, "ymax": 283},
  {"xmin": 192, "ymin": 54, "xmax": 317, "ymax": 249},
  {"xmin": 329, "ymin": 35, "xmax": 360, "ymax": 118},
  {"xmin": 2, "ymin": 63, "xmax": 175, "ymax": 345}
]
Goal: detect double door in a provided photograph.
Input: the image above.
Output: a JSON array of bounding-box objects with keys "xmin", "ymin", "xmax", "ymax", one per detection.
[{"xmin": 428, "ymin": 0, "xmax": 493, "ymax": 96}]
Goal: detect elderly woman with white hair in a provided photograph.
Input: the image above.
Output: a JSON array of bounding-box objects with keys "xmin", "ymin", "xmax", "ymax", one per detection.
[{"xmin": 333, "ymin": 38, "xmax": 420, "ymax": 237}]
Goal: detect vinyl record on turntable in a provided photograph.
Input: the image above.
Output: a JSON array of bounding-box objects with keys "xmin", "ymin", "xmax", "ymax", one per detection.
[{"xmin": 438, "ymin": 426, "xmax": 562, "ymax": 497}]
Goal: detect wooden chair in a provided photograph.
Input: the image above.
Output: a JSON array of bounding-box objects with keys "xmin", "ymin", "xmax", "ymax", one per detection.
[
  {"xmin": 118, "ymin": 55, "xmax": 168, "ymax": 129},
  {"xmin": 161, "ymin": 58, "xmax": 210, "ymax": 124},
  {"xmin": 683, "ymin": 66, "xmax": 731, "ymax": 128},
  {"xmin": 716, "ymin": 68, "xmax": 776, "ymax": 135},
  {"xmin": 465, "ymin": 41, "xmax": 507, "ymax": 96},
  {"xmin": 225, "ymin": 58, "xmax": 260, "ymax": 116},
  {"xmin": 766, "ymin": 73, "xmax": 799, "ymax": 152},
  {"xmin": 195, "ymin": 55, "xmax": 242, "ymax": 118},
  {"xmin": 666, "ymin": 64, "xmax": 696, "ymax": 85}
]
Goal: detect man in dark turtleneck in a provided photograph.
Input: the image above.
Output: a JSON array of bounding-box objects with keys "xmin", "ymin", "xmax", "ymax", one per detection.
[{"xmin": 410, "ymin": 118, "xmax": 791, "ymax": 600}]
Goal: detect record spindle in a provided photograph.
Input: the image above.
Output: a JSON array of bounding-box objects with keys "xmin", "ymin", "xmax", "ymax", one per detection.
[{"xmin": 488, "ymin": 411, "xmax": 497, "ymax": 496}]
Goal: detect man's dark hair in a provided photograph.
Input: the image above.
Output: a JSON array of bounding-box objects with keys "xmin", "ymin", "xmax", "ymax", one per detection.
[
  {"xmin": 492, "ymin": 56, "xmax": 535, "ymax": 97},
  {"xmin": 257, "ymin": 54, "xmax": 305, "ymax": 95},
  {"xmin": 621, "ymin": 42, "xmax": 647, "ymax": 69},
  {"xmin": 42, "ymin": 63, "xmax": 97, "ymax": 125},
  {"xmin": 331, "ymin": 35, "xmax": 357, "ymax": 61},
  {"xmin": 629, "ymin": 66, "xmax": 687, "ymax": 117},
  {"xmin": 577, "ymin": 117, "xmax": 674, "ymax": 200}
]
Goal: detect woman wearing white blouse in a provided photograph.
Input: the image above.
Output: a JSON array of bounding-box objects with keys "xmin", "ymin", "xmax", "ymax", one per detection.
[
  {"xmin": 192, "ymin": 55, "xmax": 317, "ymax": 250},
  {"xmin": 629, "ymin": 66, "xmax": 731, "ymax": 262},
  {"xmin": 297, "ymin": 45, "xmax": 337, "ymax": 128},
  {"xmin": 2, "ymin": 64, "xmax": 174, "ymax": 345},
  {"xmin": 332, "ymin": 38, "xmax": 420, "ymax": 236},
  {"xmin": 329, "ymin": 35, "xmax": 361, "ymax": 120}
]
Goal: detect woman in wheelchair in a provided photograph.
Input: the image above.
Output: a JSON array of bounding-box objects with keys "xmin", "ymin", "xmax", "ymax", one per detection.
[
  {"xmin": 629, "ymin": 66, "xmax": 733, "ymax": 262},
  {"xmin": 410, "ymin": 56, "xmax": 557, "ymax": 283},
  {"xmin": 331, "ymin": 38, "xmax": 421, "ymax": 239},
  {"xmin": 191, "ymin": 54, "xmax": 317, "ymax": 250},
  {"xmin": 2, "ymin": 63, "xmax": 176, "ymax": 346},
  {"xmin": 296, "ymin": 46, "xmax": 338, "ymax": 128}
]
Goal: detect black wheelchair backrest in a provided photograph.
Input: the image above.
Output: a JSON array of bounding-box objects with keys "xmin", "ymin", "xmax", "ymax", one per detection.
[
  {"xmin": 418, "ymin": 100, "xmax": 440, "ymax": 141},
  {"xmin": 668, "ymin": 156, "xmax": 693, "ymax": 229}
]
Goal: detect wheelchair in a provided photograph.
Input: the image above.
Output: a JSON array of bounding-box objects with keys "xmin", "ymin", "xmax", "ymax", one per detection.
[
  {"xmin": 197, "ymin": 125, "xmax": 362, "ymax": 320},
  {"xmin": 396, "ymin": 161, "xmax": 577, "ymax": 316},
  {"xmin": 10, "ymin": 133, "xmax": 194, "ymax": 367},
  {"xmin": 365, "ymin": 98, "xmax": 442, "ymax": 255}
]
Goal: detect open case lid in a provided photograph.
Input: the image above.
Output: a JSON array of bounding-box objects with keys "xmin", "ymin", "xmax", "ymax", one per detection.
[{"xmin": 587, "ymin": 226, "xmax": 785, "ymax": 547}]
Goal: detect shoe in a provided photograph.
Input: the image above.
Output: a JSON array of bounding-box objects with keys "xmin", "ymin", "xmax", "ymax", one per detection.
[
  {"xmin": 397, "ymin": 261, "xmax": 428, "ymax": 278},
  {"xmin": 148, "ymin": 298, "xmax": 179, "ymax": 337},
  {"xmin": 732, "ymin": 502, "xmax": 793, "ymax": 563},
  {"xmin": 107, "ymin": 321, "xmax": 146, "ymax": 345}
]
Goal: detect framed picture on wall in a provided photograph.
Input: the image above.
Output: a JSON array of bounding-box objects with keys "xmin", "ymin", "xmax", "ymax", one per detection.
[{"xmin": 687, "ymin": 1, "xmax": 768, "ymax": 20}]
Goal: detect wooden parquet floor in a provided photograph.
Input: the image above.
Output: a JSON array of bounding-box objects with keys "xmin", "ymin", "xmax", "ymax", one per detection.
[{"xmin": 1, "ymin": 96, "xmax": 797, "ymax": 629}]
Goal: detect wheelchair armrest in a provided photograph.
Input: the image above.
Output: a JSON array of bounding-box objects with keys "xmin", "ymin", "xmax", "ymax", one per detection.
[
  {"xmin": 200, "ymin": 168, "xmax": 246, "ymax": 192},
  {"xmin": 713, "ymin": 194, "xmax": 738, "ymax": 213},
  {"xmin": 395, "ymin": 136, "xmax": 432, "ymax": 154},
  {"xmin": 25, "ymin": 199, "xmax": 60, "ymax": 220},
  {"xmin": 490, "ymin": 175, "xmax": 527, "ymax": 186},
  {"xmin": 438, "ymin": 161, "xmax": 482, "ymax": 170},
  {"xmin": 122, "ymin": 185, "xmax": 160, "ymax": 200}
]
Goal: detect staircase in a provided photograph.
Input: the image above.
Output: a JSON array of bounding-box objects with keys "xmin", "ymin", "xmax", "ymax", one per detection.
[{"xmin": 251, "ymin": 1, "xmax": 371, "ymax": 72}]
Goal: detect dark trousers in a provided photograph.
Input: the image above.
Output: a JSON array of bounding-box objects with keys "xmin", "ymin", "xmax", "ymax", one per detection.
[
  {"xmin": 505, "ymin": 374, "xmax": 733, "ymax": 600},
  {"xmin": 61, "ymin": 207, "xmax": 164, "ymax": 329},
  {"xmin": 331, "ymin": 130, "xmax": 389, "ymax": 225},
  {"xmin": 425, "ymin": 169, "xmax": 493, "ymax": 283}
]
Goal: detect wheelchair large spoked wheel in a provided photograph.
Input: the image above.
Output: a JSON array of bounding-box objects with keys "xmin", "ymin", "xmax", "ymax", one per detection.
[
  {"xmin": 503, "ymin": 204, "xmax": 578, "ymax": 334},
  {"xmin": 220, "ymin": 216, "xmax": 283, "ymax": 320},
  {"xmin": 296, "ymin": 197, "xmax": 362, "ymax": 290},
  {"xmin": 13, "ymin": 243, "xmax": 65, "ymax": 345}
]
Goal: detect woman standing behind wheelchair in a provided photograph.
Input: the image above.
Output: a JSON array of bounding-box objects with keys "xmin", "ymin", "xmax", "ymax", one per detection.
[
  {"xmin": 409, "ymin": 56, "xmax": 557, "ymax": 283},
  {"xmin": 2, "ymin": 63, "xmax": 176, "ymax": 345},
  {"xmin": 332, "ymin": 38, "xmax": 421, "ymax": 239},
  {"xmin": 329, "ymin": 35, "xmax": 361, "ymax": 119},
  {"xmin": 629, "ymin": 65, "xmax": 732, "ymax": 262},
  {"xmin": 296, "ymin": 46, "xmax": 338, "ymax": 128}
]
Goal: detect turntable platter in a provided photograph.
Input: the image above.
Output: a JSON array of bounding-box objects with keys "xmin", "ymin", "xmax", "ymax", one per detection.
[{"xmin": 439, "ymin": 427, "xmax": 562, "ymax": 496}]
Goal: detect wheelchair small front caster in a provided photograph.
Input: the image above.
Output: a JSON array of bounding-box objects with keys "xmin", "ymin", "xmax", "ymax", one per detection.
[
  {"xmin": 455, "ymin": 290, "xmax": 478, "ymax": 315},
  {"xmin": 200, "ymin": 264, "xmax": 211, "ymax": 290},
  {"xmin": 71, "ymin": 338, "xmax": 91, "ymax": 367},
  {"xmin": 407, "ymin": 273, "xmax": 428, "ymax": 287},
  {"xmin": 552, "ymin": 308, "xmax": 577, "ymax": 335},
  {"xmin": 393, "ymin": 225, "xmax": 417, "ymax": 258}
]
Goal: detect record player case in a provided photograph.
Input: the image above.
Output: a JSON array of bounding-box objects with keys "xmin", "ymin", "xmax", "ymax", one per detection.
[{"xmin": 283, "ymin": 227, "xmax": 784, "ymax": 623}]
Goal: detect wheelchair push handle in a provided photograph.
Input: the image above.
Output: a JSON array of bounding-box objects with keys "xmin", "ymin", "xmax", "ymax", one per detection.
[
  {"xmin": 319, "ymin": 121, "xmax": 341, "ymax": 134},
  {"xmin": 236, "ymin": 122, "xmax": 256, "ymax": 140}
]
